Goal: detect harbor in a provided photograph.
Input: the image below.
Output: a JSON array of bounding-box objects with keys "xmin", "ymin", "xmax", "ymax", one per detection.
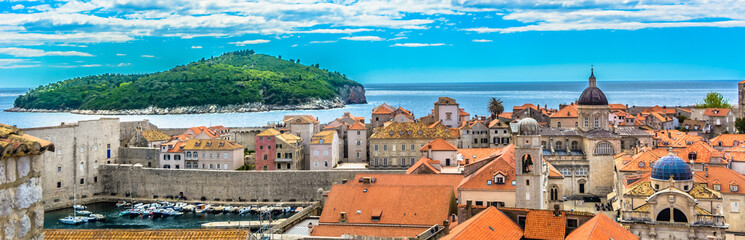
[{"xmin": 45, "ymin": 202, "xmax": 300, "ymax": 229}]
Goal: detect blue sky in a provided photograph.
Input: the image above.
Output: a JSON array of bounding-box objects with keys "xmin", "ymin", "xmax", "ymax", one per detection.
[{"xmin": 0, "ymin": 0, "xmax": 744, "ymax": 88}]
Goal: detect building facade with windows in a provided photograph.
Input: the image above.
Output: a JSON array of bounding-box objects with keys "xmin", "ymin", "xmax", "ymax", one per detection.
[
  {"xmin": 182, "ymin": 139, "xmax": 244, "ymax": 170},
  {"xmin": 309, "ymin": 130, "xmax": 339, "ymax": 170},
  {"xmin": 368, "ymin": 121, "xmax": 457, "ymax": 169},
  {"xmin": 159, "ymin": 140, "xmax": 185, "ymax": 169}
]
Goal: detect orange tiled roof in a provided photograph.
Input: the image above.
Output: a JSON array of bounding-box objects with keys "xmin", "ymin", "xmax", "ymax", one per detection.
[
  {"xmin": 701, "ymin": 166, "xmax": 745, "ymax": 194},
  {"xmin": 140, "ymin": 129, "xmax": 170, "ymax": 142},
  {"xmin": 703, "ymin": 108, "xmax": 731, "ymax": 117},
  {"xmin": 44, "ymin": 229, "xmax": 251, "ymax": 239},
  {"xmin": 317, "ymin": 184, "xmax": 453, "ymax": 226},
  {"xmin": 459, "ymin": 108, "xmax": 470, "ymax": 116},
  {"xmin": 677, "ymin": 141, "xmax": 724, "ymax": 164},
  {"xmin": 0, "ymin": 123, "xmax": 54, "ymax": 160},
  {"xmin": 166, "ymin": 141, "xmax": 186, "ymax": 153},
  {"xmin": 458, "ymin": 147, "xmax": 504, "ymax": 165},
  {"xmin": 435, "ymin": 96, "xmax": 458, "ymax": 105},
  {"xmin": 440, "ymin": 207, "xmax": 523, "ymax": 240},
  {"xmin": 350, "ymin": 173, "xmax": 463, "ymax": 192},
  {"xmin": 458, "ymin": 152, "xmax": 515, "ymax": 191},
  {"xmin": 608, "ymin": 103, "xmax": 628, "ymax": 110},
  {"xmin": 182, "ymin": 139, "xmax": 243, "ymax": 150},
  {"xmin": 189, "ymin": 126, "xmax": 217, "ymax": 138},
  {"xmin": 710, "ymin": 134, "xmax": 745, "ymax": 148},
  {"xmin": 550, "ymin": 105, "xmax": 577, "ymax": 118},
  {"xmin": 513, "ymin": 103, "xmax": 537, "ymax": 112},
  {"xmin": 498, "ymin": 112, "xmax": 513, "ymax": 120},
  {"xmin": 310, "ymin": 130, "xmax": 336, "ymax": 144},
  {"xmin": 348, "ymin": 122, "xmax": 366, "ymax": 130},
  {"xmin": 617, "ymin": 148, "xmax": 668, "ymax": 173},
  {"xmin": 649, "ymin": 112, "xmax": 671, "ymax": 122},
  {"xmin": 284, "ymin": 115, "xmax": 319, "ymax": 124},
  {"xmin": 421, "ymin": 138, "xmax": 457, "ymax": 151},
  {"xmin": 546, "ymin": 161, "xmax": 564, "ymax": 179},
  {"xmin": 370, "ymin": 122, "xmax": 456, "ymax": 140},
  {"xmin": 641, "ymin": 105, "xmax": 676, "ymax": 115},
  {"xmin": 311, "ymin": 225, "xmax": 429, "ymax": 238},
  {"xmin": 523, "ymin": 210, "xmax": 566, "ymax": 240},
  {"xmin": 372, "ymin": 107, "xmax": 394, "ymax": 114},
  {"xmin": 565, "ymin": 213, "xmax": 638, "ymax": 240},
  {"xmin": 406, "ymin": 157, "xmax": 441, "ymax": 174},
  {"xmin": 488, "ymin": 119, "xmax": 509, "ymax": 128},
  {"xmin": 256, "ymin": 128, "xmax": 281, "ymax": 137},
  {"xmin": 648, "ymin": 130, "xmax": 704, "ymax": 148}
]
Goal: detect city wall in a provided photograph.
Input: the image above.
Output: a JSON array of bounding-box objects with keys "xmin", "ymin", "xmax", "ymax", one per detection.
[
  {"xmin": 99, "ymin": 165, "xmax": 403, "ymax": 204},
  {"xmin": 117, "ymin": 147, "xmax": 159, "ymax": 167}
]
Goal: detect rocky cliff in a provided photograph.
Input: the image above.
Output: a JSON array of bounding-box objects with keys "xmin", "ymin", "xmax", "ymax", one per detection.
[{"xmin": 337, "ymin": 85, "xmax": 367, "ymax": 104}]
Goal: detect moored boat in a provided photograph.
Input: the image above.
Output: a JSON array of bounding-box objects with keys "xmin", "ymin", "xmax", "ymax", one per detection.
[{"xmin": 59, "ymin": 216, "xmax": 88, "ymax": 225}]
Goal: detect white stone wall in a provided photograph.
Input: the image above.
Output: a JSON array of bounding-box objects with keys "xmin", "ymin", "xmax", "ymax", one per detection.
[
  {"xmin": 24, "ymin": 118, "xmax": 121, "ymax": 209},
  {"xmin": 0, "ymin": 155, "xmax": 45, "ymax": 240}
]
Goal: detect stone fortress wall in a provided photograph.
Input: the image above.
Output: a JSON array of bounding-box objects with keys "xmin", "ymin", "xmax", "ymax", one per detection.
[{"xmin": 98, "ymin": 164, "xmax": 402, "ymax": 204}]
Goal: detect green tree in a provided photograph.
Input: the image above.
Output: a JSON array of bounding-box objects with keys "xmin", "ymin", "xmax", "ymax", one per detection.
[
  {"xmin": 488, "ymin": 97, "xmax": 504, "ymax": 118},
  {"xmin": 675, "ymin": 115, "xmax": 688, "ymax": 124},
  {"xmin": 696, "ymin": 92, "xmax": 732, "ymax": 108},
  {"xmin": 736, "ymin": 118, "xmax": 745, "ymax": 133}
]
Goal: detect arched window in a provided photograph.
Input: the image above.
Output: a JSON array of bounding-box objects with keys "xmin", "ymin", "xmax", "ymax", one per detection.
[
  {"xmin": 594, "ymin": 142, "xmax": 614, "ymax": 155},
  {"xmin": 656, "ymin": 208, "xmax": 688, "ymax": 223},
  {"xmin": 555, "ymin": 141, "xmax": 563, "ymax": 150},
  {"xmin": 522, "ymin": 154, "xmax": 533, "ymax": 174},
  {"xmin": 688, "ymin": 152, "xmax": 697, "ymax": 161},
  {"xmin": 571, "ymin": 141, "xmax": 579, "ymax": 151},
  {"xmin": 550, "ymin": 185, "xmax": 559, "ymax": 201}
]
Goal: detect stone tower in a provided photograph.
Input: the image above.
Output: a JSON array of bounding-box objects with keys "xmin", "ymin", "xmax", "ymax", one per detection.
[
  {"xmin": 514, "ymin": 117, "xmax": 546, "ymax": 210},
  {"xmin": 739, "ymin": 80, "xmax": 745, "ymax": 118}
]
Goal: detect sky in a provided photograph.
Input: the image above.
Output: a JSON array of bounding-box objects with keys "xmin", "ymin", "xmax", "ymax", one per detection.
[{"xmin": 0, "ymin": 0, "xmax": 744, "ymax": 88}]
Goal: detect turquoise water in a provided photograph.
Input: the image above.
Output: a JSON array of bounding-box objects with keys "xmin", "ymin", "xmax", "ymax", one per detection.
[
  {"xmin": 0, "ymin": 80, "xmax": 739, "ymax": 128},
  {"xmin": 44, "ymin": 202, "xmax": 294, "ymax": 229}
]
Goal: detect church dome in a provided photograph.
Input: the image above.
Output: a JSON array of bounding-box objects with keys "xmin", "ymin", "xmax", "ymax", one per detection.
[
  {"xmin": 517, "ymin": 118, "xmax": 539, "ymax": 135},
  {"xmin": 651, "ymin": 153, "xmax": 693, "ymax": 181},
  {"xmin": 577, "ymin": 69, "xmax": 608, "ymax": 106}
]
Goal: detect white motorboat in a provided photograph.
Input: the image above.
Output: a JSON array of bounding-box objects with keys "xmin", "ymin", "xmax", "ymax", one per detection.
[{"xmin": 59, "ymin": 216, "xmax": 88, "ymax": 225}]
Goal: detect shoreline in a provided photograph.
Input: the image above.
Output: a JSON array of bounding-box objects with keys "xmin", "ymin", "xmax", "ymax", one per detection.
[{"xmin": 5, "ymin": 98, "xmax": 358, "ymax": 115}]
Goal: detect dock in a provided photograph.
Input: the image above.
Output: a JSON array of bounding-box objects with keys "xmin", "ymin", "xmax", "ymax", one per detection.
[{"xmin": 201, "ymin": 218, "xmax": 287, "ymax": 229}]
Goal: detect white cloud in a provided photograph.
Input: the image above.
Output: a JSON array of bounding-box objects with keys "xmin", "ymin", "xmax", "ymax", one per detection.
[
  {"xmin": 310, "ymin": 40, "xmax": 337, "ymax": 44},
  {"xmin": 117, "ymin": 63, "xmax": 131, "ymax": 67},
  {"xmin": 341, "ymin": 36, "xmax": 385, "ymax": 41},
  {"xmin": 11, "ymin": 4, "xmax": 25, "ymax": 10},
  {"xmin": 141, "ymin": 55, "xmax": 155, "ymax": 58},
  {"xmin": 116, "ymin": 53, "xmax": 126, "ymax": 56},
  {"xmin": 391, "ymin": 43, "xmax": 445, "ymax": 47},
  {"xmin": 0, "ymin": 58, "xmax": 38, "ymax": 69},
  {"xmin": 291, "ymin": 44, "xmax": 298, "ymax": 47},
  {"xmin": 191, "ymin": 45, "xmax": 202, "ymax": 49},
  {"xmin": 388, "ymin": 36, "xmax": 408, "ymax": 41},
  {"xmin": 228, "ymin": 39, "xmax": 270, "ymax": 46},
  {"xmin": 0, "ymin": 47, "xmax": 93, "ymax": 57},
  {"xmin": 295, "ymin": 28, "xmax": 373, "ymax": 34},
  {"xmin": 81, "ymin": 64, "xmax": 101, "ymax": 67},
  {"xmin": 472, "ymin": 39, "xmax": 492, "ymax": 42},
  {"xmin": 57, "ymin": 43, "xmax": 87, "ymax": 47}
]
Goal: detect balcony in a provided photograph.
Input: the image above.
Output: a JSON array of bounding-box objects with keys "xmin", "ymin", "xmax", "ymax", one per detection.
[
  {"xmin": 275, "ymin": 158, "xmax": 293, "ymax": 163},
  {"xmin": 621, "ymin": 211, "xmax": 652, "ymax": 223},
  {"xmin": 694, "ymin": 214, "xmax": 727, "ymax": 227}
]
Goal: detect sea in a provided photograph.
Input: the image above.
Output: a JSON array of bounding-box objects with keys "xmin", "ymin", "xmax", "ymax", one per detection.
[{"xmin": 0, "ymin": 80, "xmax": 739, "ymax": 128}]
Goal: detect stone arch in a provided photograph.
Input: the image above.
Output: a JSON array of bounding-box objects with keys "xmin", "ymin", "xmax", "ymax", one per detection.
[
  {"xmin": 522, "ymin": 154, "xmax": 533, "ymax": 174},
  {"xmin": 550, "ymin": 185, "xmax": 559, "ymax": 201},
  {"xmin": 656, "ymin": 208, "xmax": 688, "ymax": 223},
  {"xmin": 594, "ymin": 141, "xmax": 614, "ymax": 155}
]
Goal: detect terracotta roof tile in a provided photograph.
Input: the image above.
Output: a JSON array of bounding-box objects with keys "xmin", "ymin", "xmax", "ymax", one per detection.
[
  {"xmin": 457, "ymin": 148, "xmax": 504, "ymax": 165},
  {"xmin": 349, "ymin": 173, "xmax": 463, "ymax": 192},
  {"xmin": 547, "ymin": 161, "xmax": 564, "ymax": 178},
  {"xmin": 348, "ymin": 122, "xmax": 366, "ymax": 130},
  {"xmin": 440, "ymin": 207, "xmax": 523, "ymax": 240},
  {"xmin": 44, "ymin": 229, "xmax": 251, "ymax": 239},
  {"xmin": 182, "ymin": 139, "xmax": 243, "ymax": 150},
  {"xmin": 311, "ymin": 225, "xmax": 429, "ymax": 238},
  {"xmin": 310, "ymin": 130, "xmax": 336, "ymax": 144},
  {"xmin": 189, "ymin": 126, "xmax": 217, "ymax": 138},
  {"xmin": 565, "ymin": 213, "xmax": 638, "ymax": 240},
  {"xmin": 703, "ymin": 108, "xmax": 731, "ymax": 117},
  {"xmin": 420, "ymin": 138, "xmax": 458, "ymax": 151},
  {"xmin": 140, "ymin": 129, "xmax": 171, "ymax": 142},
  {"xmin": 676, "ymin": 141, "xmax": 724, "ymax": 164},
  {"xmin": 406, "ymin": 157, "xmax": 441, "ymax": 174},
  {"xmin": 256, "ymin": 128, "xmax": 281, "ymax": 137},
  {"xmin": 0, "ymin": 123, "xmax": 54, "ymax": 160},
  {"xmin": 608, "ymin": 103, "xmax": 628, "ymax": 110},
  {"xmin": 710, "ymin": 134, "xmax": 745, "ymax": 148},
  {"xmin": 550, "ymin": 105, "xmax": 578, "ymax": 118},
  {"xmin": 700, "ymin": 166, "xmax": 745, "ymax": 194},
  {"xmin": 616, "ymin": 148, "xmax": 669, "ymax": 173},
  {"xmin": 523, "ymin": 210, "xmax": 566, "ymax": 240},
  {"xmin": 283, "ymin": 115, "xmax": 319, "ymax": 124},
  {"xmin": 370, "ymin": 122, "xmax": 456, "ymax": 140},
  {"xmin": 458, "ymin": 152, "xmax": 515, "ymax": 191},
  {"xmin": 459, "ymin": 108, "xmax": 470, "ymax": 116}
]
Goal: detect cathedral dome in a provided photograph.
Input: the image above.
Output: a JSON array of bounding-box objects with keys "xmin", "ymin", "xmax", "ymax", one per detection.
[
  {"xmin": 651, "ymin": 153, "xmax": 693, "ymax": 181},
  {"xmin": 517, "ymin": 118, "xmax": 539, "ymax": 135},
  {"xmin": 577, "ymin": 69, "xmax": 608, "ymax": 106}
]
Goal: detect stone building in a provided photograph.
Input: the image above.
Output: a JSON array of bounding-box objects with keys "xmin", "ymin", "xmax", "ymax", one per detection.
[
  {"xmin": 182, "ymin": 139, "xmax": 244, "ymax": 170},
  {"xmin": 617, "ymin": 153, "xmax": 728, "ymax": 239},
  {"xmin": 457, "ymin": 145, "xmax": 516, "ymax": 209},
  {"xmin": 255, "ymin": 129, "xmax": 281, "ymax": 171},
  {"xmin": 309, "ymin": 130, "xmax": 339, "ymax": 170},
  {"xmin": 739, "ymin": 80, "xmax": 745, "ymax": 118},
  {"xmin": 550, "ymin": 104, "xmax": 579, "ymax": 128},
  {"xmin": 420, "ymin": 138, "xmax": 458, "ymax": 167},
  {"xmin": 458, "ymin": 121, "xmax": 489, "ymax": 149},
  {"xmin": 323, "ymin": 112, "xmax": 366, "ymax": 163},
  {"xmin": 23, "ymin": 118, "xmax": 120, "ymax": 210},
  {"xmin": 433, "ymin": 97, "xmax": 461, "ymax": 128},
  {"xmin": 691, "ymin": 108, "xmax": 736, "ymax": 137},
  {"xmin": 369, "ymin": 121, "xmax": 457, "ymax": 169},
  {"xmin": 159, "ymin": 140, "xmax": 185, "ymax": 169},
  {"xmin": 514, "ymin": 118, "xmax": 548, "ymax": 210},
  {"xmin": 0, "ymin": 123, "xmax": 54, "ymax": 240},
  {"xmin": 253, "ymin": 129, "xmax": 305, "ymax": 170},
  {"xmin": 284, "ymin": 115, "xmax": 320, "ymax": 169},
  {"xmin": 488, "ymin": 119, "xmax": 512, "ymax": 148},
  {"xmin": 370, "ymin": 103, "xmax": 415, "ymax": 129}
]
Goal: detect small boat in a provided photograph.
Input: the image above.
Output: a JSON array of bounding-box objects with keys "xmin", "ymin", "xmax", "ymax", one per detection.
[
  {"xmin": 73, "ymin": 205, "xmax": 87, "ymax": 210},
  {"xmin": 195, "ymin": 204, "xmax": 210, "ymax": 214},
  {"xmin": 59, "ymin": 216, "xmax": 88, "ymax": 225},
  {"xmin": 88, "ymin": 214, "xmax": 106, "ymax": 221},
  {"xmin": 214, "ymin": 206, "xmax": 225, "ymax": 213},
  {"xmin": 116, "ymin": 201, "xmax": 130, "ymax": 208},
  {"xmin": 223, "ymin": 206, "xmax": 234, "ymax": 212},
  {"xmin": 183, "ymin": 204, "xmax": 195, "ymax": 212},
  {"xmin": 238, "ymin": 206, "xmax": 252, "ymax": 214},
  {"xmin": 76, "ymin": 210, "xmax": 92, "ymax": 215}
]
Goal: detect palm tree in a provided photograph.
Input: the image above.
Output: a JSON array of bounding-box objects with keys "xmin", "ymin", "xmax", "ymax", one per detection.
[{"xmin": 488, "ymin": 97, "xmax": 504, "ymax": 119}]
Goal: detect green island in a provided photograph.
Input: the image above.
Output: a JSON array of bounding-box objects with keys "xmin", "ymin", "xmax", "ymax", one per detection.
[{"xmin": 10, "ymin": 50, "xmax": 366, "ymax": 114}]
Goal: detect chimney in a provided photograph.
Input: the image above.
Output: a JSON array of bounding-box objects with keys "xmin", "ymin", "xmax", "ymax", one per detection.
[
  {"xmin": 553, "ymin": 204, "xmax": 561, "ymax": 217},
  {"xmin": 668, "ymin": 131, "xmax": 672, "ymax": 138},
  {"xmin": 428, "ymin": 145, "xmax": 432, "ymax": 158},
  {"xmin": 443, "ymin": 219, "xmax": 451, "ymax": 235},
  {"xmin": 466, "ymin": 200, "xmax": 473, "ymax": 219},
  {"xmin": 307, "ymin": 222, "xmax": 314, "ymax": 235}
]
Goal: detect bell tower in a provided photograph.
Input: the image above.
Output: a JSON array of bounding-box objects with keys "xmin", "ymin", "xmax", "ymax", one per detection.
[
  {"xmin": 515, "ymin": 118, "xmax": 546, "ymax": 210},
  {"xmin": 577, "ymin": 67, "xmax": 610, "ymax": 132}
]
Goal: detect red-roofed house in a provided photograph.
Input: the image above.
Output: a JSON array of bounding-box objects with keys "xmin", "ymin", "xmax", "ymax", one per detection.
[
  {"xmin": 645, "ymin": 112, "xmax": 675, "ymax": 130},
  {"xmin": 565, "ymin": 213, "xmax": 638, "ymax": 240},
  {"xmin": 441, "ymin": 207, "xmax": 523, "ymax": 240},
  {"xmin": 549, "ymin": 104, "xmax": 578, "ymax": 128},
  {"xmin": 691, "ymin": 108, "xmax": 736, "ymax": 137},
  {"xmin": 421, "ymin": 138, "xmax": 458, "ymax": 167}
]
